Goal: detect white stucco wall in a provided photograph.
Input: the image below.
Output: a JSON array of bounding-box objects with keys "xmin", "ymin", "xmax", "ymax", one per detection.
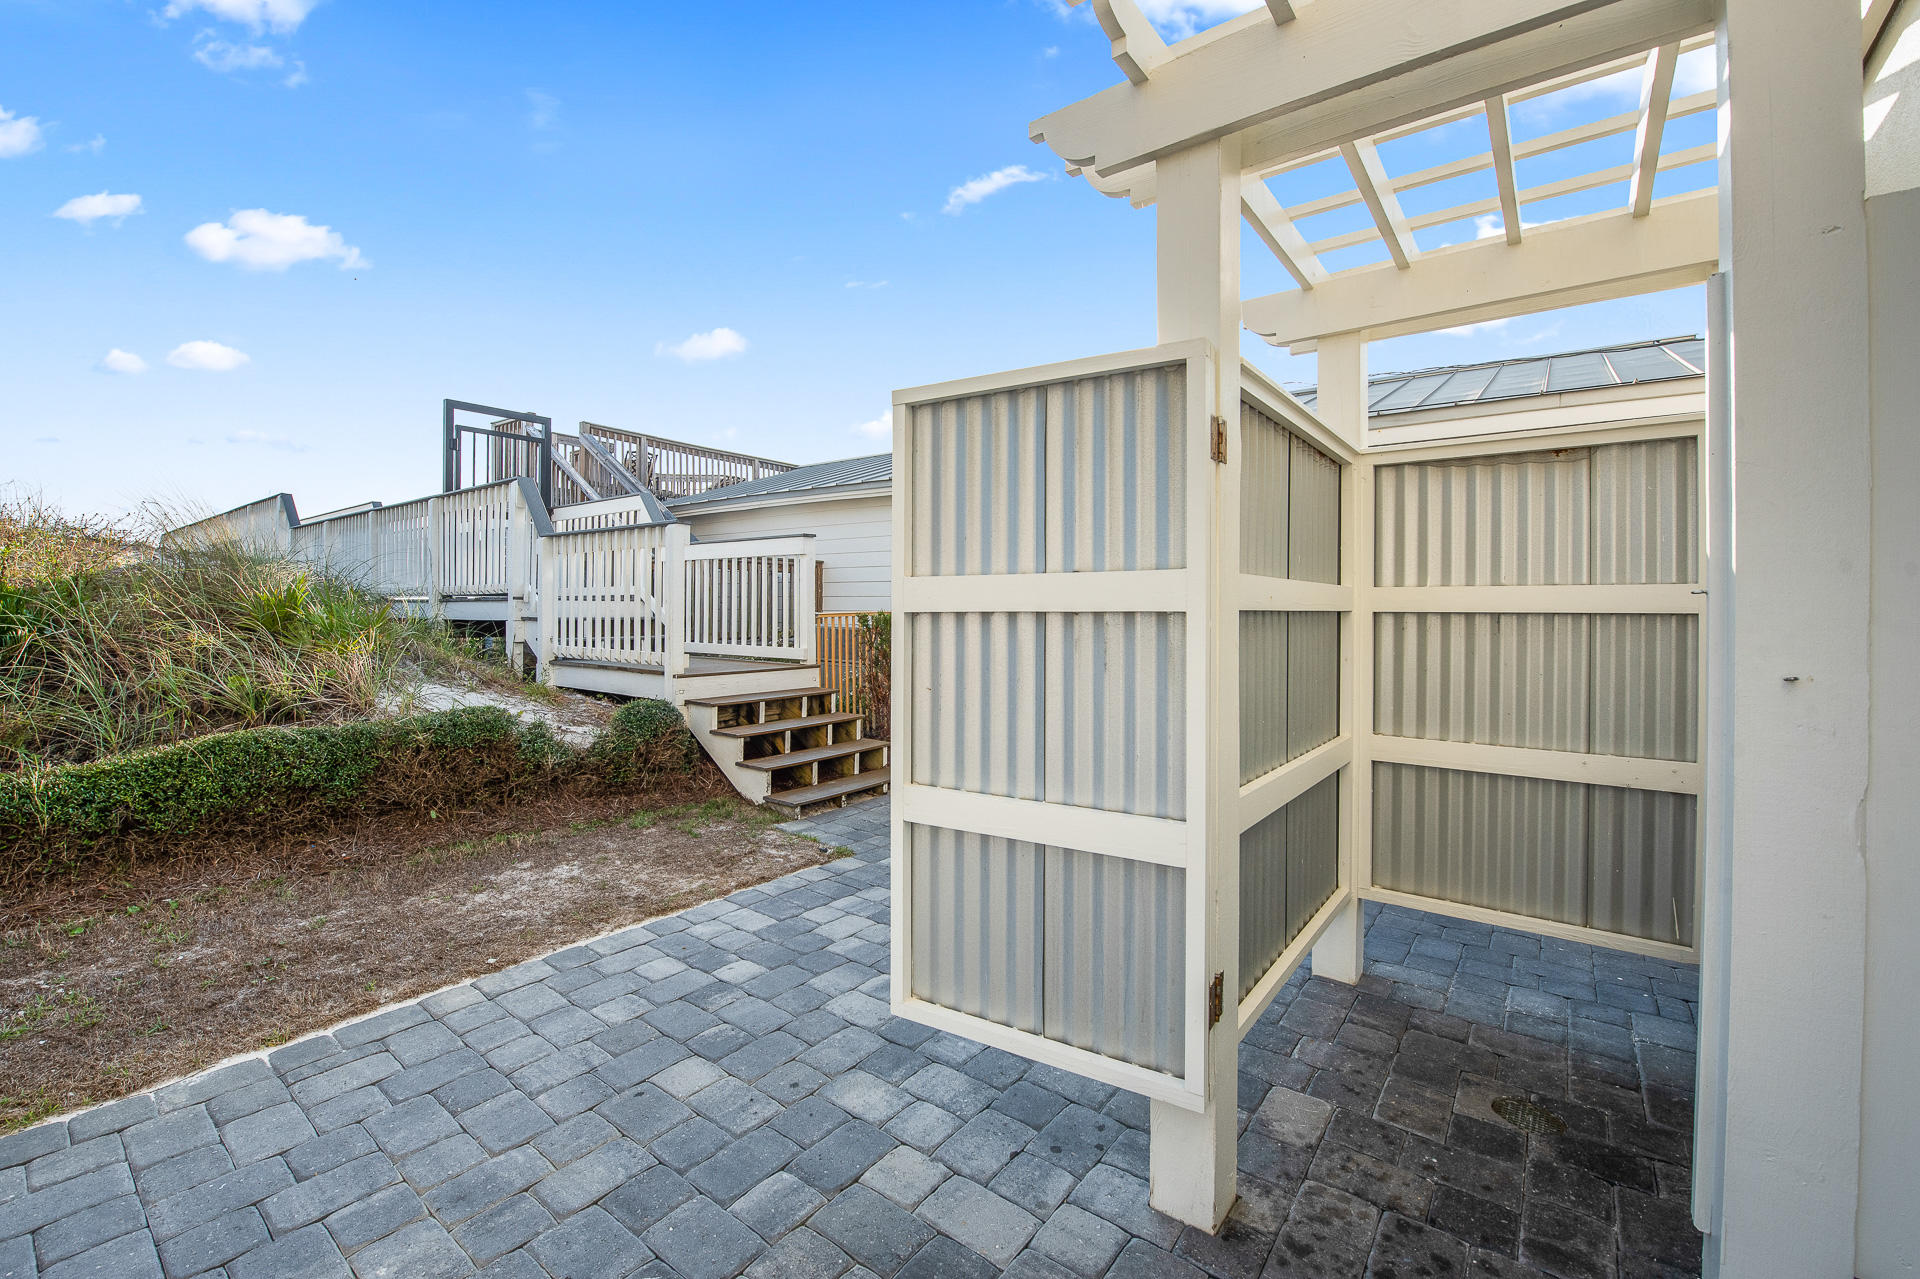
[{"xmin": 679, "ymin": 493, "xmax": 891, "ymax": 613}]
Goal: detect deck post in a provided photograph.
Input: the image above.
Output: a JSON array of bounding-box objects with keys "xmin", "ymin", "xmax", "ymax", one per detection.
[
  {"xmin": 1147, "ymin": 134, "xmax": 1242, "ymax": 1234},
  {"xmin": 424, "ymin": 495, "xmax": 443, "ymax": 620},
  {"xmin": 504, "ymin": 482, "xmax": 531, "ymax": 670},
  {"xmin": 665, "ymin": 523, "xmax": 691, "ymax": 689},
  {"xmin": 535, "ymin": 531, "xmax": 556, "ymax": 684},
  {"xmin": 1313, "ymin": 332, "xmax": 1368, "ymax": 985}
]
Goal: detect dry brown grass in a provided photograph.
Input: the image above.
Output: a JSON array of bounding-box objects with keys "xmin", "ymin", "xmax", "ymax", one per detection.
[{"xmin": 0, "ymin": 786, "xmax": 829, "ymax": 1133}]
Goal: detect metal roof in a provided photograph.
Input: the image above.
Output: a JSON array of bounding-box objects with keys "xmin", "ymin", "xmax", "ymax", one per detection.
[
  {"xmin": 1294, "ymin": 336, "xmax": 1705, "ymax": 416},
  {"xmin": 667, "ymin": 340, "xmax": 1705, "ymax": 511},
  {"xmin": 666, "ymin": 451, "xmax": 892, "ymax": 510}
]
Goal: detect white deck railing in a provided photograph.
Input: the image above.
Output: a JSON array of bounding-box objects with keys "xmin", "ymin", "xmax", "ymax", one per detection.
[
  {"xmin": 172, "ymin": 480, "xmax": 814, "ymax": 676},
  {"xmin": 684, "ymin": 537, "xmax": 815, "ymax": 661}
]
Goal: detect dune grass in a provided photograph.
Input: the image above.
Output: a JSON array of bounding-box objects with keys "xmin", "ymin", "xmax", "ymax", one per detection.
[{"xmin": 0, "ymin": 493, "xmax": 473, "ymax": 770}]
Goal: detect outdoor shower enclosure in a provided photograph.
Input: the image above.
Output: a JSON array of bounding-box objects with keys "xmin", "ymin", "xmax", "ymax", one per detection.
[{"xmin": 888, "ymin": 339, "xmax": 1702, "ymax": 1114}]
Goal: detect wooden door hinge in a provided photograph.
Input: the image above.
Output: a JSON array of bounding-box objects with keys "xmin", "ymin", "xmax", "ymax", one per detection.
[
  {"xmin": 1210, "ymin": 416, "xmax": 1228, "ymax": 464},
  {"xmin": 1207, "ymin": 971, "xmax": 1224, "ymax": 1027}
]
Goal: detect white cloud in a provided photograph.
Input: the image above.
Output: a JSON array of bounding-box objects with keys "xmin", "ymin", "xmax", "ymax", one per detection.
[
  {"xmin": 527, "ymin": 90, "xmax": 560, "ymax": 130},
  {"xmin": 1439, "ymin": 316, "xmax": 1514, "ymax": 337},
  {"xmin": 168, "ymin": 340, "xmax": 250, "ymax": 371},
  {"xmin": 1471, "ymin": 213, "xmax": 1544, "ymax": 241},
  {"xmin": 185, "ymin": 209, "xmax": 365, "ymax": 271},
  {"xmin": 68, "ymin": 134, "xmax": 106, "ymax": 155},
  {"xmin": 1135, "ymin": 0, "xmax": 1262, "ymax": 38},
  {"xmin": 851, "ymin": 411, "xmax": 892, "ymax": 441},
  {"xmin": 844, "ymin": 279, "xmax": 889, "ymax": 289},
  {"xmin": 943, "ymin": 165, "xmax": 1047, "ymax": 215},
  {"xmin": 54, "ymin": 192, "xmax": 144, "ymax": 226},
  {"xmin": 283, "ymin": 60, "xmax": 308, "ymax": 88},
  {"xmin": 656, "ymin": 328, "xmax": 748, "ymax": 362},
  {"xmin": 163, "ymin": 0, "xmax": 319, "ymax": 35},
  {"xmin": 1673, "ymin": 47, "xmax": 1716, "ymax": 97},
  {"xmin": 0, "ymin": 106, "xmax": 45, "ymax": 159},
  {"xmin": 194, "ymin": 38, "xmax": 282, "ymax": 72},
  {"xmin": 101, "ymin": 349, "xmax": 149, "ymax": 374}
]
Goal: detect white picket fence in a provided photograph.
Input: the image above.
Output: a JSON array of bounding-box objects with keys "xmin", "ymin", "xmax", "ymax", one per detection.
[{"xmin": 171, "ymin": 480, "xmax": 816, "ymax": 676}]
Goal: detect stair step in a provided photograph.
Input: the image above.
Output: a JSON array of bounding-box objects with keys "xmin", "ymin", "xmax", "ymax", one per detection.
[
  {"xmin": 740, "ymin": 738, "xmax": 888, "ymax": 772},
  {"xmin": 712, "ymin": 712, "xmax": 860, "ymax": 740},
  {"xmin": 684, "ymin": 686, "xmax": 837, "ymax": 709},
  {"xmin": 770, "ymin": 767, "xmax": 891, "ymax": 809}
]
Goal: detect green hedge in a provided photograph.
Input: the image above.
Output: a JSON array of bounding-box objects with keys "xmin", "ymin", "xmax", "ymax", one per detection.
[{"xmin": 0, "ymin": 699, "xmax": 696, "ymax": 884}]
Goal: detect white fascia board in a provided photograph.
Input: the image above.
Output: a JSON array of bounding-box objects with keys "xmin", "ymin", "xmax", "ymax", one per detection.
[
  {"xmin": 1030, "ymin": 0, "xmax": 1714, "ymax": 178},
  {"xmin": 1245, "ymin": 189, "xmax": 1719, "ymax": 347}
]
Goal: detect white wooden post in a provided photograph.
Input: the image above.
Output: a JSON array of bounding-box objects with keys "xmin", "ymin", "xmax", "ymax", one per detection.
[
  {"xmin": 1312, "ymin": 332, "xmax": 1368, "ymax": 984},
  {"xmin": 504, "ymin": 483, "xmax": 531, "ymax": 669},
  {"xmin": 535, "ymin": 532, "xmax": 556, "ymax": 684},
  {"xmin": 425, "ymin": 495, "xmax": 443, "ymax": 620},
  {"xmin": 1149, "ymin": 134, "xmax": 1241, "ymax": 1234},
  {"xmin": 1705, "ymin": 0, "xmax": 1874, "ymax": 1272},
  {"xmin": 665, "ymin": 523, "xmax": 691, "ymax": 685}
]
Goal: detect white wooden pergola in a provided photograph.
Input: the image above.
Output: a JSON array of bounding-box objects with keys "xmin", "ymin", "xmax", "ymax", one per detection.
[{"xmin": 891, "ymin": 1, "xmax": 1916, "ymax": 1273}]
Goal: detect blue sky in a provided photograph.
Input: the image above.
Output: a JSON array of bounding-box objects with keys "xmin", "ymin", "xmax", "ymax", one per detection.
[{"xmin": 3, "ymin": 0, "xmax": 1709, "ymax": 519}]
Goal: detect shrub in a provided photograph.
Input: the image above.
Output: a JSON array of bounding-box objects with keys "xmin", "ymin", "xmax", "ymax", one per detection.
[{"xmin": 0, "ymin": 699, "xmax": 700, "ymax": 888}]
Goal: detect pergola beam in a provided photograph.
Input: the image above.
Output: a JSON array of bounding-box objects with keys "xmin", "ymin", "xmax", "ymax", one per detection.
[
  {"xmin": 1079, "ymin": 0, "xmax": 1168, "ymax": 85},
  {"xmin": 1242, "ymin": 187, "xmax": 1719, "ymax": 346},
  {"xmin": 1031, "ymin": 0, "xmax": 1716, "ymax": 177},
  {"xmin": 1485, "ymin": 95, "xmax": 1523, "ymax": 244},
  {"xmin": 1341, "ymin": 139, "xmax": 1418, "ymax": 268},
  {"xmin": 1628, "ymin": 43, "xmax": 1680, "ymax": 216},
  {"xmin": 1240, "ymin": 179, "xmax": 1327, "ymax": 289}
]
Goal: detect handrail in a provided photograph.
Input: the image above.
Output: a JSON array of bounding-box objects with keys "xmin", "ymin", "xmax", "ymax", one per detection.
[{"xmin": 170, "ymin": 478, "xmax": 813, "ymax": 672}]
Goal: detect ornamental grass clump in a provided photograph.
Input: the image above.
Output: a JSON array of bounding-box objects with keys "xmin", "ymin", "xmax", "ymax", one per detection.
[{"xmin": 0, "ymin": 494, "xmax": 452, "ymax": 770}]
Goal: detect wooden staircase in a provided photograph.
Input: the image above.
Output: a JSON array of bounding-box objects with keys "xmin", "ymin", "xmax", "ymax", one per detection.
[{"xmin": 679, "ymin": 675, "xmax": 890, "ymax": 814}]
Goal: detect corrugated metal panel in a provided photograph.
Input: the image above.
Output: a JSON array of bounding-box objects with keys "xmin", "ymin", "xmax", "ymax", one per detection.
[
  {"xmin": 1375, "ymin": 449, "xmax": 1592, "ymax": 586},
  {"xmin": 1044, "ymin": 848, "xmax": 1186, "ymax": 1075},
  {"xmin": 1287, "ymin": 613, "xmax": 1340, "ymax": 758},
  {"xmin": 909, "ymin": 613, "xmax": 1046, "ymax": 797},
  {"xmin": 1372, "ymin": 763, "xmax": 1589, "ymax": 927},
  {"xmin": 1288, "ymin": 435, "xmax": 1342, "ymax": 584},
  {"xmin": 1240, "ymin": 612, "xmax": 1288, "ymax": 785},
  {"xmin": 1286, "ymin": 773, "xmax": 1340, "ymax": 943},
  {"xmin": 909, "ymin": 825, "xmax": 1045, "ymax": 1032},
  {"xmin": 1046, "ymin": 365, "xmax": 1187, "ymax": 573},
  {"xmin": 1373, "ymin": 613, "xmax": 1591, "ymax": 752},
  {"xmin": 1591, "ymin": 614, "xmax": 1699, "ymax": 761},
  {"xmin": 910, "ymin": 390, "xmax": 1046, "ymax": 577},
  {"xmin": 1547, "ymin": 351, "xmax": 1618, "ymax": 393},
  {"xmin": 1045, "ymin": 613, "xmax": 1187, "ymax": 819},
  {"xmin": 1239, "ymin": 805, "xmax": 1289, "ymax": 999},
  {"xmin": 1240, "ymin": 400, "xmax": 1292, "ymax": 579},
  {"xmin": 1589, "ymin": 789, "xmax": 1697, "ymax": 946},
  {"xmin": 1238, "ymin": 771, "xmax": 1341, "ymax": 1000},
  {"xmin": 1592, "ymin": 438, "xmax": 1699, "ymax": 584}
]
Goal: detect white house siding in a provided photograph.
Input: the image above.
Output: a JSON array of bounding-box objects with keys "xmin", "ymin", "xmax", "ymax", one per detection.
[{"xmin": 680, "ymin": 494, "xmax": 892, "ymax": 613}]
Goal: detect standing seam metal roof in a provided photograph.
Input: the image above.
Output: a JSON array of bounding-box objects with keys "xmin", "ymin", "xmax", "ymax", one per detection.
[
  {"xmin": 666, "ymin": 338, "xmax": 1707, "ymax": 507},
  {"xmin": 1297, "ymin": 336, "xmax": 1706, "ymax": 415},
  {"xmin": 664, "ymin": 452, "xmax": 892, "ymax": 509}
]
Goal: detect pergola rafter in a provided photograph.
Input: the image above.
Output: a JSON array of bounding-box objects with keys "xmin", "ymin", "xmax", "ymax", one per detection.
[{"xmin": 1630, "ymin": 43, "xmax": 1682, "ymax": 216}]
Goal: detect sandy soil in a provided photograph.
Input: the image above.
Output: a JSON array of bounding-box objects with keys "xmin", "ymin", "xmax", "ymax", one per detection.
[{"xmin": 0, "ymin": 792, "xmax": 838, "ymax": 1133}]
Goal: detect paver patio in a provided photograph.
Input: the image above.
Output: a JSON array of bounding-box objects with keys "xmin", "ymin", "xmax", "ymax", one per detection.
[{"xmin": 0, "ymin": 797, "xmax": 1700, "ymax": 1278}]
